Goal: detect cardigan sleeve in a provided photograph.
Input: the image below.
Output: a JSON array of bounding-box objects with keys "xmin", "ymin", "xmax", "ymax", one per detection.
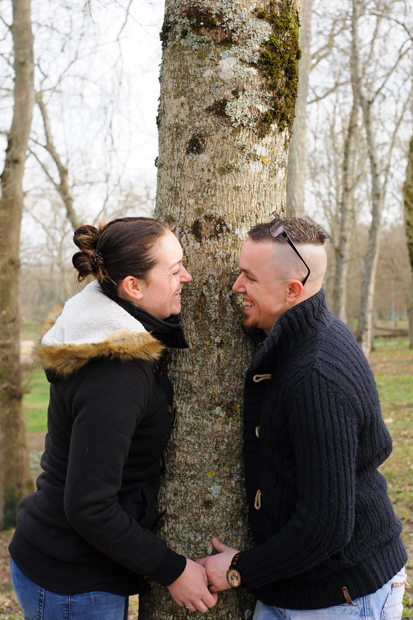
[
  {"xmin": 238, "ymin": 370, "xmax": 358, "ymax": 588},
  {"xmin": 63, "ymin": 360, "xmax": 186, "ymax": 586}
]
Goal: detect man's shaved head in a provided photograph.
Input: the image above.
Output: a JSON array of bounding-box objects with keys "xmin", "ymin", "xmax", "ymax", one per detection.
[
  {"xmin": 248, "ymin": 217, "xmax": 327, "ymax": 246},
  {"xmin": 248, "ymin": 217, "xmax": 328, "ymax": 291}
]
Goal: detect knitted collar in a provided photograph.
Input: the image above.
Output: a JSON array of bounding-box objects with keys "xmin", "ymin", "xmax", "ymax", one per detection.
[{"xmin": 248, "ymin": 289, "xmax": 331, "ymax": 370}]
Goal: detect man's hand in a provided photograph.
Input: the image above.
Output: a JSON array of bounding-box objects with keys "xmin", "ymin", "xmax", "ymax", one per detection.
[
  {"xmin": 167, "ymin": 559, "xmax": 218, "ymax": 613},
  {"xmin": 197, "ymin": 538, "xmax": 239, "ymax": 593}
]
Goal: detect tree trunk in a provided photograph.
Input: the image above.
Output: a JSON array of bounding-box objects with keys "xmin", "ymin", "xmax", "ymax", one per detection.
[
  {"xmin": 352, "ymin": 0, "xmax": 383, "ymax": 357},
  {"xmin": 332, "ymin": 79, "xmax": 358, "ymax": 323},
  {"xmin": 403, "ymin": 136, "xmax": 413, "ymax": 348},
  {"xmin": 139, "ymin": 1, "xmax": 301, "ymax": 618},
  {"xmin": 0, "ymin": 0, "xmax": 35, "ymax": 529},
  {"xmin": 286, "ymin": 0, "xmax": 313, "ymax": 217}
]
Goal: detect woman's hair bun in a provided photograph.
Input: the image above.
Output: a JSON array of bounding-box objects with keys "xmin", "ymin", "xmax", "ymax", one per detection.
[
  {"xmin": 72, "ymin": 224, "xmax": 102, "ymax": 280},
  {"xmin": 73, "ymin": 224, "xmax": 100, "ymax": 252}
]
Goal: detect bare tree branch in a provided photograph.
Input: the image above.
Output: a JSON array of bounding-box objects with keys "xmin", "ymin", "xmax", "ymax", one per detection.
[
  {"xmin": 367, "ymin": 11, "xmax": 413, "ymax": 42},
  {"xmin": 0, "ymin": 15, "xmax": 12, "ymax": 31},
  {"xmin": 34, "ymin": 90, "xmax": 80, "ymax": 230},
  {"xmin": 382, "ymin": 81, "xmax": 413, "ymax": 197},
  {"xmin": 116, "ymin": 0, "xmax": 134, "ymax": 40},
  {"xmin": 371, "ymin": 42, "xmax": 411, "ymax": 103},
  {"xmin": 308, "ymin": 80, "xmax": 350, "ymax": 104},
  {"xmin": 310, "ymin": 17, "xmax": 348, "ymax": 72}
]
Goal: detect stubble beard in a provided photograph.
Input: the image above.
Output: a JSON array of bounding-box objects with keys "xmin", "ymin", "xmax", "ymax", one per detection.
[{"xmin": 241, "ymin": 310, "xmax": 259, "ymax": 332}]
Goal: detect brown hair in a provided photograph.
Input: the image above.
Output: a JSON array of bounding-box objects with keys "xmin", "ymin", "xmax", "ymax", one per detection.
[
  {"xmin": 248, "ymin": 217, "xmax": 327, "ymax": 245},
  {"xmin": 72, "ymin": 217, "xmax": 169, "ymax": 297}
]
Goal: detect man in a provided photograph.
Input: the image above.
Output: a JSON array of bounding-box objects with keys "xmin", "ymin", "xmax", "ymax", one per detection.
[{"xmin": 198, "ymin": 216, "xmax": 407, "ymax": 619}]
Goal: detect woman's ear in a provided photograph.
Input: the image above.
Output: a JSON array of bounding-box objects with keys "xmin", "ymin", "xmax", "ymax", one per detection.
[
  {"xmin": 285, "ymin": 280, "xmax": 304, "ymax": 303},
  {"xmin": 119, "ymin": 276, "xmax": 145, "ymax": 303}
]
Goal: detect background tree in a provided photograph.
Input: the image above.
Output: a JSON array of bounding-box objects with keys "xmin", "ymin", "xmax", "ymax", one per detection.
[
  {"xmin": 352, "ymin": 0, "xmax": 412, "ymax": 355},
  {"xmin": 404, "ymin": 136, "xmax": 413, "ymax": 347},
  {"xmin": 0, "ymin": 0, "xmax": 35, "ymax": 529},
  {"xmin": 305, "ymin": 0, "xmax": 412, "ymax": 340},
  {"xmin": 374, "ymin": 221, "xmax": 411, "ymax": 330},
  {"xmin": 138, "ymin": 0, "xmax": 301, "ymax": 618},
  {"xmin": 0, "ymin": 0, "xmax": 159, "ymax": 530},
  {"xmin": 286, "ymin": 0, "xmax": 313, "ymax": 217},
  {"xmin": 332, "ymin": 74, "xmax": 358, "ymax": 323}
]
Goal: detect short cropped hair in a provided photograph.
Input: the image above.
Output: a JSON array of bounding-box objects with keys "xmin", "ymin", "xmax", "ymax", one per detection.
[{"xmin": 248, "ymin": 217, "xmax": 327, "ymax": 246}]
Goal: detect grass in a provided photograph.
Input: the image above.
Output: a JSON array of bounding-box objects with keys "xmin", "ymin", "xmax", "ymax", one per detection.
[
  {"xmin": 369, "ymin": 339, "xmax": 413, "ymax": 617},
  {"xmin": 1, "ymin": 337, "xmax": 412, "ymax": 618},
  {"xmin": 19, "ymin": 320, "xmax": 41, "ymax": 341},
  {"xmin": 22, "ymin": 370, "xmax": 49, "ymax": 433}
]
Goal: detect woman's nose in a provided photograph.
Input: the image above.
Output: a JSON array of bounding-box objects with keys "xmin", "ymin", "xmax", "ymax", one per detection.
[{"xmin": 181, "ymin": 266, "xmax": 192, "ymax": 283}]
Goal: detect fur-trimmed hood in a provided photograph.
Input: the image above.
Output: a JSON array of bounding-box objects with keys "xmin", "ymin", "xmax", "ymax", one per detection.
[{"xmin": 32, "ymin": 281, "xmax": 163, "ymax": 377}]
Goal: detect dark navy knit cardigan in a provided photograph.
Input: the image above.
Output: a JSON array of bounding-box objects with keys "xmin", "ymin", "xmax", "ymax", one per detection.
[{"xmin": 237, "ymin": 289, "xmax": 407, "ymax": 610}]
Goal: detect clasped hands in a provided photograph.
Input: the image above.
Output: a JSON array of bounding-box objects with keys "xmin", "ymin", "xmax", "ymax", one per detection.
[{"xmin": 167, "ymin": 538, "xmax": 239, "ymax": 613}]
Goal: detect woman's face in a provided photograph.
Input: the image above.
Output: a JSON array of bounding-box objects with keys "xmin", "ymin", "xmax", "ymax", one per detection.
[{"xmin": 130, "ymin": 231, "xmax": 192, "ymax": 320}]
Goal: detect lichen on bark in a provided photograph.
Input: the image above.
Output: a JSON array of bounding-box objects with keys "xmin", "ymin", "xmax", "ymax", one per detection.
[{"xmin": 160, "ymin": 0, "xmax": 300, "ymax": 139}]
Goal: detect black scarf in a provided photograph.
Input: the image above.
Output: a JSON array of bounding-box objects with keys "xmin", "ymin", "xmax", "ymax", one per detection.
[{"xmin": 112, "ymin": 297, "xmax": 189, "ymax": 350}]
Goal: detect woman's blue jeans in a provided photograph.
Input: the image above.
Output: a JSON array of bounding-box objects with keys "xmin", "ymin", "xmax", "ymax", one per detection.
[
  {"xmin": 10, "ymin": 558, "xmax": 129, "ymax": 620},
  {"xmin": 252, "ymin": 567, "xmax": 407, "ymax": 620}
]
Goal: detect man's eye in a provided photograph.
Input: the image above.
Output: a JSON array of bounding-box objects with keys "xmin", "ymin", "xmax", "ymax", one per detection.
[
  {"xmin": 246, "ymin": 275, "xmax": 254, "ymax": 281},
  {"xmin": 173, "ymin": 270, "xmax": 180, "ymax": 275}
]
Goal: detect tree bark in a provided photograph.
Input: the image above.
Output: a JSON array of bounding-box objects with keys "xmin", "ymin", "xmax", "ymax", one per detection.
[
  {"xmin": 403, "ymin": 136, "xmax": 413, "ymax": 348},
  {"xmin": 352, "ymin": 0, "xmax": 383, "ymax": 357},
  {"xmin": 332, "ymin": 78, "xmax": 358, "ymax": 324},
  {"xmin": 139, "ymin": 1, "xmax": 301, "ymax": 618},
  {"xmin": 0, "ymin": 0, "xmax": 35, "ymax": 529},
  {"xmin": 286, "ymin": 0, "xmax": 313, "ymax": 217}
]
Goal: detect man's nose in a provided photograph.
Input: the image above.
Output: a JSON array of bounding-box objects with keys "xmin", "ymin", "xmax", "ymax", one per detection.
[{"xmin": 232, "ymin": 275, "xmax": 244, "ymax": 293}]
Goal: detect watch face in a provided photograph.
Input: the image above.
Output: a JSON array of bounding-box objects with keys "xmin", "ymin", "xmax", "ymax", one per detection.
[{"xmin": 227, "ymin": 568, "xmax": 242, "ymax": 588}]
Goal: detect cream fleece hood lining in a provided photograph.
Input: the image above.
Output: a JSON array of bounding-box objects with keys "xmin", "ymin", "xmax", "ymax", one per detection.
[{"xmin": 32, "ymin": 281, "xmax": 163, "ymax": 377}]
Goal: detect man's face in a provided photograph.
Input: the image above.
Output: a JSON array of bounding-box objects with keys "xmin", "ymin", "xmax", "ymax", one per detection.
[{"xmin": 232, "ymin": 238, "xmax": 291, "ymax": 332}]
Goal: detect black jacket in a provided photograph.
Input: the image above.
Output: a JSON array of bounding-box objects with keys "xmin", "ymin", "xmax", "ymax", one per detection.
[
  {"xmin": 10, "ymin": 281, "xmax": 187, "ymax": 595},
  {"xmin": 237, "ymin": 289, "xmax": 407, "ymax": 609}
]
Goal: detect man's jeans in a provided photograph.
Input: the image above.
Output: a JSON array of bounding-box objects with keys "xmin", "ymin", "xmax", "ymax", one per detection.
[
  {"xmin": 10, "ymin": 558, "xmax": 129, "ymax": 620},
  {"xmin": 253, "ymin": 567, "xmax": 407, "ymax": 620}
]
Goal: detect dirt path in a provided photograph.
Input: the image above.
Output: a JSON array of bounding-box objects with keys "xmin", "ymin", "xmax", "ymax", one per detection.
[{"xmin": 20, "ymin": 341, "xmax": 34, "ymax": 366}]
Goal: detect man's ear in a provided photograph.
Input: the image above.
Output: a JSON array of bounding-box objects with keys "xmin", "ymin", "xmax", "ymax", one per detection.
[
  {"xmin": 286, "ymin": 280, "xmax": 304, "ymax": 303},
  {"xmin": 119, "ymin": 276, "xmax": 145, "ymax": 303}
]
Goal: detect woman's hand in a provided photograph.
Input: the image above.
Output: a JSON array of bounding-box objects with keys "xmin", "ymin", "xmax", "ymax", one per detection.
[{"xmin": 167, "ymin": 559, "xmax": 218, "ymax": 613}]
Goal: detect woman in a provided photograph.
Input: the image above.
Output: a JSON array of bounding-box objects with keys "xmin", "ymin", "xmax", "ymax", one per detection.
[{"xmin": 9, "ymin": 217, "xmax": 217, "ymax": 619}]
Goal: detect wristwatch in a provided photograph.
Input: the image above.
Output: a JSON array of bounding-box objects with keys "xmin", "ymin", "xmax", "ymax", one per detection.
[{"xmin": 226, "ymin": 552, "xmax": 243, "ymax": 588}]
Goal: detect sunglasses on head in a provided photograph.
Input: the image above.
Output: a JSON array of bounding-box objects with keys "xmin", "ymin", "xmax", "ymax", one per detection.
[{"xmin": 269, "ymin": 213, "xmax": 311, "ymax": 286}]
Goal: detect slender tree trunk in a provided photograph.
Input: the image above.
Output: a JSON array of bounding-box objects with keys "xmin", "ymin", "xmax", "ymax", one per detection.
[
  {"xmin": 33, "ymin": 91, "xmax": 80, "ymax": 230},
  {"xmin": 139, "ymin": 1, "xmax": 301, "ymax": 618},
  {"xmin": 352, "ymin": 0, "xmax": 383, "ymax": 357},
  {"xmin": 403, "ymin": 137, "xmax": 413, "ymax": 348},
  {"xmin": 0, "ymin": 0, "xmax": 35, "ymax": 529},
  {"xmin": 286, "ymin": 0, "xmax": 313, "ymax": 217},
  {"xmin": 332, "ymin": 79, "xmax": 358, "ymax": 323}
]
